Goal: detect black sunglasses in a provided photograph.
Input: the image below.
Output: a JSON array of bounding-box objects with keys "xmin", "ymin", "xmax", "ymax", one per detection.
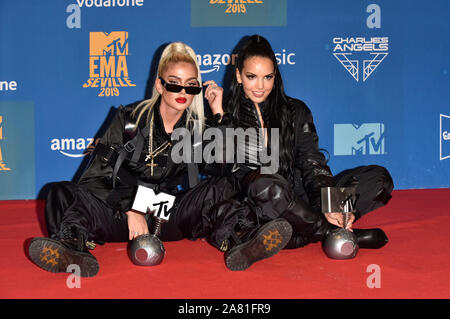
[{"xmin": 159, "ymin": 77, "xmax": 202, "ymax": 95}]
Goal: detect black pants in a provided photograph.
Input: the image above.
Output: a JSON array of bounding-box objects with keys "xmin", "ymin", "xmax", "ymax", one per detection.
[
  {"xmin": 44, "ymin": 175, "xmax": 239, "ymax": 243},
  {"xmin": 45, "ymin": 165, "xmax": 393, "ymax": 247},
  {"xmin": 332, "ymin": 165, "xmax": 394, "ymax": 219}
]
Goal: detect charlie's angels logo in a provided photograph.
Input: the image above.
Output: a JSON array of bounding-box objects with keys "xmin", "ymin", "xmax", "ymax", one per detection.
[
  {"xmin": 83, "ymin": 31, "xmax": 136, "ymax": 97},
  {"xmin": 332, "ymin": 37, "xmax": 388, "ymax": 82}
]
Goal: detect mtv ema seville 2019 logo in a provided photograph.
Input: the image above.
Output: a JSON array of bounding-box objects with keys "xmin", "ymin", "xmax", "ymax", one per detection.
[
  {"xmin": 0, "ymin": 116, "xmax": 11, "ymax": 171},
  {"xmin": 191, "ymin": 0, "xmax": 286, "ymax": 27},
  {"xmin": 83, "ymin": 31, "xmax": 136, "ymax": 97}
]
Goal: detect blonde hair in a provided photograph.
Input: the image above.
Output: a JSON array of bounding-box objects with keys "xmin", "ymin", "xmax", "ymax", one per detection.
[{"xmin": 132, "ymin": 42, "xmax": 204, "ymax": 133}]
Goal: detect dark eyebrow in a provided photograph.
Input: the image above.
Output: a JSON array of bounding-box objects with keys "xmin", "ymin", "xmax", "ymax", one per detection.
[
  {"xmin": 167, "ymin": 75, "xmax": 198, "ymax": 82},
  {"xmin": 244, "ymin": 72, "xmax": 275, "ymax": 76}
]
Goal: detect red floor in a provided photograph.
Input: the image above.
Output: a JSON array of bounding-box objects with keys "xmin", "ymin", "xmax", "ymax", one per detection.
[{"xmin": 0, "ymin": 189, "xmax": 449, "ymax": 299}]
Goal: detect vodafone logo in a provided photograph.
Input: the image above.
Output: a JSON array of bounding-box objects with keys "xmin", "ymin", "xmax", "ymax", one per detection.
[{"xmin": 50, "ymin": 138, "xmax": 94, "ymax": 158}]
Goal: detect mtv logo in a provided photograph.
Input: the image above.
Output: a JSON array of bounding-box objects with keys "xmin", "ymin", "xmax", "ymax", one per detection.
[
  {"xmin": 321, "ymin": 187, "xmax": 358, "ymax": 213},
  {"xmin": 89, "ymin": 31, "xmax": 128, "ymax": 56},
  {"xmin": 131, "ymin": 185, "xmax": 175, "ymax": 221},
  {"xmin": 334, "ymin": 123, "xmax": 385, "ymax": 156},
  {"xmin": 440, "ymin": 114, "xmax": 450, "ymax": 160}
]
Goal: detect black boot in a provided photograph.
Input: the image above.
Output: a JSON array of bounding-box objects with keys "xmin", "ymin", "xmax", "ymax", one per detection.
[
  {"xmin": 281, "ymin": 200, "xmax": 389, "ymax": 250},
  {"xmin": 224, "ymin": 218, "xmax": 293, "ymax": 271},
  {"xmin": 28, "ymin": 230, "xmax": 99, "ymax": 277},
  {"xmin": 353, "ymin": 228, "xmax": 388, "ymax": 249},
  {"xmin": 208, "ymin": 199, "xmax": 292, "ymax": 271}
]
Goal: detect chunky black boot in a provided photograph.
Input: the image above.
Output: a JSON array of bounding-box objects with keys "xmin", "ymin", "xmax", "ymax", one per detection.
[
  {"xmin": 281, "ymin": 200, "xmax": 389, "ymax": 250},
  {"xmin": 207, "ymin": 199, "xmax": 292, "ymax": 271},
  {"xmin": 28, "ymin": 235, "xmax": 99, "ymax": 277},
  {"xmin": 224, "ymin": 218, "xmax": 293, "ymax": 271},
  {"xmin": 353, "ymin": 228, "xmax": 388, "ymax": 249}
]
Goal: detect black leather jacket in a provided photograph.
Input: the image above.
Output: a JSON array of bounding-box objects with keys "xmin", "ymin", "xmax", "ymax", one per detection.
[
  {"xmin": 230, "ymin": 94, "xmax": 334, "ymax": 211},
  {"xmin": 77, "ymin": 99, "xmax": 231, "ymax": 213}
]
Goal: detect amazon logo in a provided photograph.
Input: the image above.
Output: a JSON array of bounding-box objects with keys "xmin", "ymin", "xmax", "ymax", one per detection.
[{"xmin": 50, "ymin": 137, "xmax": 95, "ymax": 158}]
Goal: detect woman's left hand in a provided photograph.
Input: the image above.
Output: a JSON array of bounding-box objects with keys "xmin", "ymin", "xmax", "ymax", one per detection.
[
  {"xmin": 325, "ymin": 212, "xmax": 355, "ymax": 231},
  {"xmin": 203, "ymin": 80, "xmax": 224, "ymax": 116}
]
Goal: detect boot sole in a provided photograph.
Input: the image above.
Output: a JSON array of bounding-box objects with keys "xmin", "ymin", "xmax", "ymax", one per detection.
[
  {"xmin": 28, "ymin": 237, "xmax": 99, "ymax": 277},
  {"xmin": 225, "ymin": 218, "xmax": 292, "ymax": 271}
]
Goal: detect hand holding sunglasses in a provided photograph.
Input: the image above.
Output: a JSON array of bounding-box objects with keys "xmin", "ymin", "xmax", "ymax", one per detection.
[
  {"xmin": 159, "ymin": 77, "xmax": 202, "ymax": 95},
  {"xmin": 203, "ymin": 80, "xmax": 224, "ymax": 116}
]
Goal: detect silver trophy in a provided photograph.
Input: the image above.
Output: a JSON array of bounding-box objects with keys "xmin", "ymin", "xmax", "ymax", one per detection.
[
  {"xmin": 128, "ymin": 215, "xmax": 166, "ymax": 266},
  {"xmin": 128, "ymin": 186, "xmax": 175, "ymax": 266},
  {"xmin": 321, "ymin": 187, "xmax": 359, "ymax": 260}
]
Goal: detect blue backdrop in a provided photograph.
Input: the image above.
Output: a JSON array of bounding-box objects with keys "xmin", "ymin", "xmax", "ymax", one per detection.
[{"xmin": 0, "ymin": 0, "xmax": 449, "ymax": 200}]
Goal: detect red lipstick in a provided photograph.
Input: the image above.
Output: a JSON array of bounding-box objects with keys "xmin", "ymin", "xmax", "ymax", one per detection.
[{"xmin": 176, "ymin": 97, "xmax": 187, "ymax": 104}]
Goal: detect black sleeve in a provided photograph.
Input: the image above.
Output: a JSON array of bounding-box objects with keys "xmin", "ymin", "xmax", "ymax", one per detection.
[
  {"xmin": 199, "ymin": 112, "xmax": 235, "ymax": 176},
  {"xmin": 77, "ymin": 106, "xmax": 132, "ymax": 208},
  {"xmin": 293, "ymin": 99, "xmax": 335, "ymax": 211}
]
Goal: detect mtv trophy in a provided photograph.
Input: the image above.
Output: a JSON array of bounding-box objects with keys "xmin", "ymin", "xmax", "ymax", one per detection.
[
  {"xmin": 128, "ymin": 185, "xmax": 175, "ymax": 266},
  {"xmin": 321, "ymin": 187, "xmax": 359, "ymax": 259}
]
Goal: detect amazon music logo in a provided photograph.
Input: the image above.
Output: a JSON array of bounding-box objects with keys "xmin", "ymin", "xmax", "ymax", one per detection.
[{"xmin": 196, "ymin": 49, "xmax": 295, "ymax": 74}]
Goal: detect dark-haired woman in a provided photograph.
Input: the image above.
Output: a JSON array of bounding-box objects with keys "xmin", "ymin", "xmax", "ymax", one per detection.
[{"xmin": 222, "ymin": 34, "xmax": 393, "ymax": 252}]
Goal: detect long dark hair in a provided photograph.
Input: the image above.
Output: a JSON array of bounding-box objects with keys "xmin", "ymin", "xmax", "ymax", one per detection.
[{"xmin": 225, "ymin": 35, "xmax": 295, "ymax": 181}]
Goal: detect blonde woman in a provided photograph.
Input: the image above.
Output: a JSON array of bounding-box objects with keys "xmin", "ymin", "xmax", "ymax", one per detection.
[{"xmin": 28, "ymin": 42, "xmax": 225, "ymax": 277}]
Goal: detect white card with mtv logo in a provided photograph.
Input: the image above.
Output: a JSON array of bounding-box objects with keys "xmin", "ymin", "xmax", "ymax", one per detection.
[{"xmin": 131, "ymin": 185, "xmax": 175, "ymax": 221}]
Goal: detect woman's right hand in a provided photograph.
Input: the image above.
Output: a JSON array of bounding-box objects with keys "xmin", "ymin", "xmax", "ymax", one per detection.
[{"xmin": 126, "ymin": 210, "xmax": 149, "ymax": 240}]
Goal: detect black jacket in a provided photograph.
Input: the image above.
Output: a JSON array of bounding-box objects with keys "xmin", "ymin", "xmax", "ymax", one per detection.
[
  {"xmin": 229, "ymin": 94, "xmax": 334, "ymax": 211},
  {"xmin": 290, "ymin": 97, "xmax": 335, "ymax": 211},
  {"xmin": 77, "ymin": 99, "xmax": 231, "ymax": 213},
  {"xmin": 77, "ymin": 100, "xmax": 189, "ymax": 212}
]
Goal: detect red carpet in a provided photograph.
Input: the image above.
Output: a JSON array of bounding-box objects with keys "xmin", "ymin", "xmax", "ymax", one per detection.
[{"xmin": 1, "ymin": 189, "xmax": 449, "ymax": 299}]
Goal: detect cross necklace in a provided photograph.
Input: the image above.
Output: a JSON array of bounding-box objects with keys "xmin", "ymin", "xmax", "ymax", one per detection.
[{"xmin": 145, "ymin": 112, "xmax": 171, "ymax": 176}]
